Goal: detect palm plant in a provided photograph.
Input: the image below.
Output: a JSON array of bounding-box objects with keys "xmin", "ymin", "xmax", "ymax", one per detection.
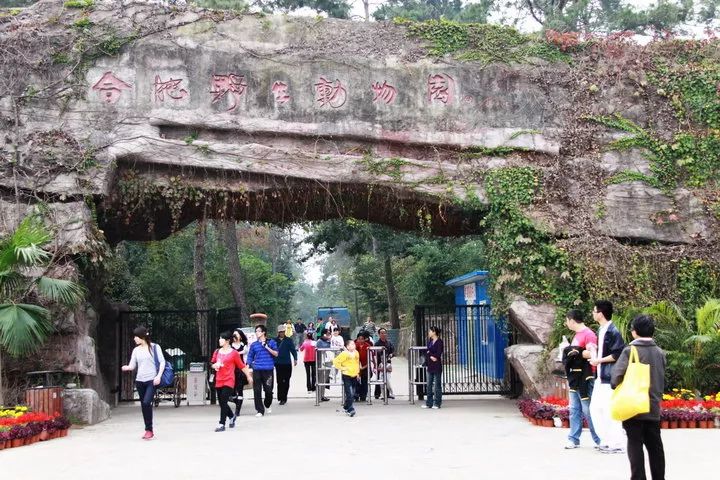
[
  {"xmin": 0, "ymin": 215, "xmax": 85, "ymax": 404},
  {"xmin": 640, "ymin": 299, "xmax": 720, "ymax": 395}
]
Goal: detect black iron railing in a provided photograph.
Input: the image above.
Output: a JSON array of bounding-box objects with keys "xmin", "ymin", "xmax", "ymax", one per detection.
[
  {"xmin": 118, "ymin": 307, "xmax": 242, "ymax": 402},
  {"xmin": 413, "ymin": 304, "xmax": 519, "ymax": 396}
]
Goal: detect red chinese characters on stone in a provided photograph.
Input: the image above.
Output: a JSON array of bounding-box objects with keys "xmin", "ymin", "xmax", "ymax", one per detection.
[
  {"xmin": 271, "ymin": 81, "xmax": 291, "ymax": 104},
  {"xmin": 153, "ymin": 75, "xmax": 189, "ymax": 102},
  {"xmin": 427, "ymin": 73, "xmax": 455, "ymax": 105},
  {"xmin": 210, "ymin": 74, "xmax": 247, "ymax": 111},
  {"xmin": 371, "ymin": 81, "xmax": 397, "ymax": 105},
  {"xmin": 314, "ymin": 76, "xmax": 347, "ymax": 108},
  {"xmin": 92, "ymin": 71, "xmax": 131, "ymax": 104}
]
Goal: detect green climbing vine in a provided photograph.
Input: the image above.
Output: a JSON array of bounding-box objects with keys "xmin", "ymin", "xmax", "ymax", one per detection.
[
  {"xmin": 481, "ymin": 167, "xmax": 585, "ymax": 344},
  {"xmin": 650, "ymin": 57, "xmax": 720, "ymax": 129},
  {"xmin": 357, "ymin": 154, "xmax": 412, "ymax": 182},
  {"xmin": 116, "ymin": 170, "xmax": 209, "ymax": 231},
  {"xmin": 590, "ymin": 43, "xmax": 720, "ymax": 192},
  {"xmin": 460, "ymin": 145, "xmax": 529, "ymax": 158},
  {"xmin": 676, "ymin": 259, "xmax": 719, "ymax": 317},
  {"xmin": 397, "ymin": 18, "xmax": 569, "ymax": 64},
  {"xmin": 589, "ymin": 114, "xmax": 720, "ymax": 190}
]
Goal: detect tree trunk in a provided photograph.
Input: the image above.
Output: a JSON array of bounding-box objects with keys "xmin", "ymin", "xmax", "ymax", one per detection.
[
  {"xmin": 363, "ymin": 0, "xmax": 369, "ymax": 21},
  {"xmin": 194, "ymin": 219, "xmax": 209, "ymax": 355},
  {"xmin": 221, "ymin": 220, "xmax": 250, "ymax": 324},
  {"xmin": 383, "ymin": 254, "xmax": 400, "ymax": 329}
]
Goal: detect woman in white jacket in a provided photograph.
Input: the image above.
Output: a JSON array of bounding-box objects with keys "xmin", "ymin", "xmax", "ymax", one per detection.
[{"xmin": 121, "ymin": 326, "xmax": 165, "ymax": 440}]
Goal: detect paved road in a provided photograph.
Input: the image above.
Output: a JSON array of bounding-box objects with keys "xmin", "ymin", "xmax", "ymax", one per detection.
[{"xmin": 1, "ymin": 359, "xmax": 715, "ymax": 479}]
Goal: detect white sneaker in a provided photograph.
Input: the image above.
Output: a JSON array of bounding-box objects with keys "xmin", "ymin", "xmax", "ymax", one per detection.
[
  {"xmin": 255, "ymin": 413, "xmax": 263, "ymax": 418},
  {"xmin": 421, "ymin": 405, "xmax": 429, "ymax": 409},
  {"xmin": 564, "ymin": 442, "xmax": 579, "ymax": 449},
  {"xmin": 600, "ymin": 447, "xmax": 625, "ymax": 454},
  {"xmin": 266, "ymin": 408, "xmax": 272, "ymax": 414},
  {"xmin": 431, "ymin": 406, "xmax": 439, "ymax": 410}
]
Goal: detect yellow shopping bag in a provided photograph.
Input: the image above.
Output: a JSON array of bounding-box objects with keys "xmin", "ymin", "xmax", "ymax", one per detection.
[{"xmin": 610, "ymin": 346, "xmax": 650, "ymax": 421}]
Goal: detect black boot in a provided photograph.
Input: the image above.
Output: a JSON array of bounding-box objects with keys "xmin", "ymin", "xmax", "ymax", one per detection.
[{"xmin": 234, "ymin": 398, "xmax": 243, "ymax": 418}]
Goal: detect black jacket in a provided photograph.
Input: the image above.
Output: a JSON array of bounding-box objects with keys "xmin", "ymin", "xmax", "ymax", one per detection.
[
  {"xmin": 562, "ymin": 346, "xmax": 594, "ymax": 399},
  {"xmin": 375, "ymin": 338, "xmax": 395, "ymax": 363},
  {"xmin": 611, "ymin": 339, "xmax": 666, "ymax": 421},
  {"xmin": 598, "ymin": 322, "xmax": 626, "ymax": 384}
]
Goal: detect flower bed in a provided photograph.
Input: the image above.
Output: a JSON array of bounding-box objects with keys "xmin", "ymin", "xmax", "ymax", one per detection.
[
  {"xmin": 518, "ymin": 394, "xmax": 720, "ymax": 429},
  {"xmin": 0, "ymin": 406, "xmax": 71, "ymax": 450}
]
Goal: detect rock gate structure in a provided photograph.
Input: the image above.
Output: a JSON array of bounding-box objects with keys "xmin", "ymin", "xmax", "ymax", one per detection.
[{"xmin": 1, "ymin": 0, "xmax": 718, "ymax": 406}]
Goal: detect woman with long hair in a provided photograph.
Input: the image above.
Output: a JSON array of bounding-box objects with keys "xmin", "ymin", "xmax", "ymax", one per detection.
[
  {"xmin": 211, "ymin": 331, "xmax": 253, "ymax": 431},
  {"xmin": 230, "ymin": 328, "xmax": 249, "ymax": 417},
  {"xmin": 422, "ymin": 326, "xmax": 444, "ymax": 410},
  {"xmin": 121, "ymin": 326, "xmax": 165, "ymax": 440},
  {"xmin": 307, "ymin": 322, "xmax": 315, "ymax": 339}
]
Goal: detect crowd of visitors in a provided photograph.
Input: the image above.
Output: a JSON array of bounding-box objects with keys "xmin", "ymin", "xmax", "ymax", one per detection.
[{"xmin": 121, "ymin": 302, "xmax": 662, "ymax": 480}]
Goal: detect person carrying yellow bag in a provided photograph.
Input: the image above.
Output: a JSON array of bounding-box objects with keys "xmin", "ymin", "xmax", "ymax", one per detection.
[
  {"xmin": 611, "ymin": 345, "xmax": 650, "ymax": 421},
  {"xmin": 611, "ymin": 315, "xmax": 666, "ymax": 480}
]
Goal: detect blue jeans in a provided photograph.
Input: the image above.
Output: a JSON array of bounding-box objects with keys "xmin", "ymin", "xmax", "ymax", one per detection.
[
  {"xmin": 568, "ymin": 380, "xmax": 601, "ymax": 446},
  {"xmin": 342, "ymin": 375, "xmax": 357, "ymax": 413},
  {"xmin": 136, "ymin": 380, "xmax": 155, "ymax": 432},
  {"xmin": 426, "ymin": 371, "xmax": 442, "ymax": 407}
]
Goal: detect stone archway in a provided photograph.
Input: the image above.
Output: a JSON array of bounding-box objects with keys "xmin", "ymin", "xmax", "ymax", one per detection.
[{"xmin": 1, "ymin": 1, "xmax": 718, "ymax": 406}]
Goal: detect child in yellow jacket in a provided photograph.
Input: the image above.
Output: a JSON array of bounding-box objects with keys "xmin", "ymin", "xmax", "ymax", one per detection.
[{"xmin": 332, "ymin": 339, "xmax": 360, "ymax": 417}]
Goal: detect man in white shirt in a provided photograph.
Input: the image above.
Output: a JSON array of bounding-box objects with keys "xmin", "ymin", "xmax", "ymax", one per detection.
[
  {"xmin": 325, "ymin": 317, "xmax": 338, "ymax": 335},
  {"xmin": 589, "ymin": 300, "xmax": 627, "ymax": 454}
]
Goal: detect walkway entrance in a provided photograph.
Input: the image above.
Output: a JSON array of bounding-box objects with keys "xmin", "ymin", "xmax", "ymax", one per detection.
[
  {"xmin": 118, "ymin": 307, "xmax": 242, "ymax": 402},
  {"xmin": 413, "ymin": 304, "xmax": 520, "ymax": 396}
]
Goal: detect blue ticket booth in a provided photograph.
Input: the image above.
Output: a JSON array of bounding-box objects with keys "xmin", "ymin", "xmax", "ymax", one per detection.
[{"xmin": 445, "ymin": 270, "xmax": 506, "ymax": 381}]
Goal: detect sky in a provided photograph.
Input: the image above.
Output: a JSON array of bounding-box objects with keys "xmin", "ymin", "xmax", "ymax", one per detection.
[{"xmin": 294, "ymin": 225, "xmax": 326, "ymax": 287}]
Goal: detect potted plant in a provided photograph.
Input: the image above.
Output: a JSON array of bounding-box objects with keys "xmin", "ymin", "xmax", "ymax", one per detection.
[
  {"xmin": 29, "ymin": 421, "xmax": 43, "ymax": 443},
  {"xmin": 0, "ymin": 429, "xmax": 8, "ymax": 449},
  {"xmin": 659, "ymin": 409, "xmax": 670, "ymax": 429},
  {"xmin": 557, "ymin": 407, "xmax": 570, "ymax": 428},
  {"xmin": 536, "ymin": 404, "xmax": 555, "ymax": 427},
  {"xmin": 54, "ymin": 416, "xmax": 71, "ymax": 437},
  {"xmin": 666, "ymin": 409, "xmax": 679, "ymax": 428},
  {"xmin": 678, "ymin": 410, "xmax": 692, "ymax": 428},
  {"xmin": 711, "ymin": 408, "xmax": 720, "ymax": 428},
  {"xmin": 698, "ymin": 411, "xmax": 714, "ymax": 428},
  {"xmin": 9, "ymin": 426, "xmax": 27, "ymax": 447}
]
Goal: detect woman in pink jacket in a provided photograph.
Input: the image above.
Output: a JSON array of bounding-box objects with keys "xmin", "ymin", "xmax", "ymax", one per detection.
[{"xmin": 299, "ymin": 333, "xmax": 317, "ymax": 393}]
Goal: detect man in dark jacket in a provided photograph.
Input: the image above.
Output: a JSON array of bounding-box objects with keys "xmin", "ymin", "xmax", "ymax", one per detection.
[
  {"xmin": 611, "ymin": 314, "xmax": 666, "ymax": 480},
  {"xmin": 274, "ymin": 325, "xmax": 297, "ymax": 405},
  {"xmin": 589, "ymin": 299, "xmax": 626, "ymax": 453},
  {"xmin": 293, "ymin": 319, "xmax": 306, "ymax": 347},
  {"xmin": 374, "ymin": 327, "xmax": 396, "ymax": 400},
  {"xmin": 315, "ymin": 329, "xmax": 332, "ymax": 402}
]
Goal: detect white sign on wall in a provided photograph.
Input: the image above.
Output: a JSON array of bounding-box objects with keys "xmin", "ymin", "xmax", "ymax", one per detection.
[
  {"xmin": 464, "ymin": 283, "xmax": 476, "ymax": 304},
  {"xmin": 186, "ymin": 372, "xmax": 207, "ymax": 406}
]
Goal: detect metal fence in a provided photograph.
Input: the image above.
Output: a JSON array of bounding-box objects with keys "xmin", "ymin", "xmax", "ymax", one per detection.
[
  {"xmin": 367, "ymin": 346, "xmax": 389, "ymax": 405},
  {"xmin": 315, "ymin": 347, "xmax": 343, "ymax": 406},
  {"xmin": 413, "ymin": 304, "xmax": 520, "ymax": 396},
  {"xmin": 407, "ymin": 346, "xmax": 427, "ymax": 405},
  {"xmin": 314, "ymin": 346, "xmax": 389, "ymax": 406}
]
